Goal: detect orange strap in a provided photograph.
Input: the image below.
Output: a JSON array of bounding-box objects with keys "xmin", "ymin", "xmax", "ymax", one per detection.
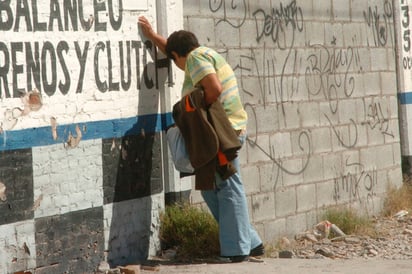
[
  {"xmin": 185, "ymin": 96, "xmax": 195, "ymax": 112},
  {"xmin": 217, "ymin": 150, "xmax": 228, "ymax": 166}
]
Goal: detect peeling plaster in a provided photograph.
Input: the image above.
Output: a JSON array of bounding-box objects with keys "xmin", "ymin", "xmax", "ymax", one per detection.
[
  {"xmin": 121, "ymin": 143, "xmax": 128, "ymax": 160},
  {"xmin": 22, "ymin": 89, "xmax": 42, "ymax": 114},
  {"xmin": 1, "ymin": 89, "xmax": 43, "ymax": 131},
  {"xmin": 65, "ymin": 125, "xmax": 83, "ymax": 148},
  {"xmin": 111, "ymin": 139, "xmax": 116, "ymax": 152},
  {"xmin": 50, "ymin": 117, "xmax": 58, "ymax": 140},
  {"xmin": 0, "ymin": 182, "xmax": 6, "ymax": 201},
  {"xmin": 0, "ymin": 127, "xmax": 5, "ymax": 147},
  {"xmin": 32, "ymin": 194, "xmax": 43, "ymax": 211}
]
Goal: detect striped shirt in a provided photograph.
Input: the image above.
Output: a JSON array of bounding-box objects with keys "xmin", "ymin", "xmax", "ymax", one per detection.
[{"xmin": 182, "ymin": 46, "xmax": 248, "ymax": 130}]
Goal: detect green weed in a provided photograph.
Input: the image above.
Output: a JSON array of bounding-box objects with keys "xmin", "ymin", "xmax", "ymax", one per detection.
[
  {"xmin": 383, "ymin": 180, "xmax": 412, "ymax": 217},
  {"xmin": 159, "ymin": 203, "xmax": 220, "ymax": 261},
  {"xmin": 323, "ymin": 207, "xmax": 375, "ymax": 237}
]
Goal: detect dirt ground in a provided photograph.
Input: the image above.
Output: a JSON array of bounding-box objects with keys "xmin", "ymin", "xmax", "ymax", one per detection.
[
  {"xmin": 140, "ymin": 215, "xmax": 412, "ymax": 274},
  {"xmin": 140, "ymin": 258, "xmax": 411, "ymax": 274}
]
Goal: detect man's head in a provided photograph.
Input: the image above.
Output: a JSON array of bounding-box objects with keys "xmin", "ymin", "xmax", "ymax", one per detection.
[{"xmin": 166, "ymin": 30, "xmax": 200, "ymax": 69}]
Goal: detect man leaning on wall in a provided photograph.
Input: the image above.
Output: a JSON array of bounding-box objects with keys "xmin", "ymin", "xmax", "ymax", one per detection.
[{"xmin": 138, "ymin": 16, "xmax": 265, "ymax": 262}]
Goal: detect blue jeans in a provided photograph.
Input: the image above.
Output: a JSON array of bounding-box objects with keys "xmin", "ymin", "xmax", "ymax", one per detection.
[{"xmin": 201, "ymin": 135, "xmax": 262, "ymax": 256}]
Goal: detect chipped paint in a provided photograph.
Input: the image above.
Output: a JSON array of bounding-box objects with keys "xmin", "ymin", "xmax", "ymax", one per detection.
[
  {"xmin": 21, "ymin": 89, "xmax": 42, "ymax": 115},
  {"xmin": 50, "ymin": 117, "xmax": 58, "ymax": 140},
  {"xmin": 1, "ymin": 89, "xmax": 43, "ymax": 131},
  {"xmin": 121, "ymin": 145, "xmax": 128, "ymax": 160},
  {"xmin": 0, "ymin": 182, "xmax": 6, "ymax": 201},
  {"xmin": 111, "ymin": 139, "xmax": 116, "ymax": 152},
  {"xmin": 32, "ymin": 194, "xmax": 43, "ymax": 211},
  {"xmin": 3, "ymin": 108, "xmax": 19, "ymax": 129},
  {"xmin": 27, "ymin": 90, "xmax": 42, "ymax": 111},
  {"xmin": 0, "ymin": 128, "xmax": 5, "ymax": 147},
  {"xmin": 66, "ymin": 125, "xmax": 83, "ymax": 148}
]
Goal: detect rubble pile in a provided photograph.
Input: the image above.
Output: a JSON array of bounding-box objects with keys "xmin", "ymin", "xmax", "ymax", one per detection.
[{"xmin": 282, "ymin": 213, "xmax": 412, "ymax": 260}]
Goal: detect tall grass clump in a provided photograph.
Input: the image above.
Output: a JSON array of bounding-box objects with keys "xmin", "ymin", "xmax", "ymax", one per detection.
[
  {"xmin": 323, "ymin": 207, "xmax": 375, "ymax": 236},
  {"xmin": 383, "ymin": 182, "xmax": 412, "ymax": 217},
  {"xmin": 159, "ymin": 203, "xmax": 220, "ymax": 260}
]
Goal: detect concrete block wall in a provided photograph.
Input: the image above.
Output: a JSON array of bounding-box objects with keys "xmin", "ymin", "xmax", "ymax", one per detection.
[{"xmin": 183, "ymin": 0, "xmax": 403, "ymax": 243}]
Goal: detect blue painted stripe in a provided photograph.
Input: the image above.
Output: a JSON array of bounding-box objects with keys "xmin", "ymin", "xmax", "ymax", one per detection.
[
  {"xmin": 398, "ymin": 92, "xmax": 412, "ymax": 104},
  {"xmin": 0, "ymin": 112, "xmax": 174, "ymax": 151}
]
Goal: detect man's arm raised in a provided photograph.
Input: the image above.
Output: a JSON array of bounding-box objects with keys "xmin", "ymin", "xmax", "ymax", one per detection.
[{"xmin": 138, "ymin": 16, "xmax": 167, "ymax": 55}]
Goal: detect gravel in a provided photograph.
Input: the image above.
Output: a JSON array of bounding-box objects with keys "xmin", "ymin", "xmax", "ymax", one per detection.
[{"xmin": 282, "ymin": 216, "xmax": 412, "ymax": 260}]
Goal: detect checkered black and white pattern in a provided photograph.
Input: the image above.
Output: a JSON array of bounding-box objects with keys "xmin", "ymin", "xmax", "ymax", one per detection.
[{"xmin": 0, "ymin": 129, "xmax": 181, "ymax": 273}]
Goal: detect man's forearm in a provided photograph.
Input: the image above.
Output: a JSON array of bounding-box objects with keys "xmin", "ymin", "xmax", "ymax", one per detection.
[{"xmin": 150, "ymin": 32, "xmax": 167, "ymax": 55}]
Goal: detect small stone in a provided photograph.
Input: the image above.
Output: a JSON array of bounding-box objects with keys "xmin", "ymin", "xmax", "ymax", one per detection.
[
  {"xmin": 402, "ymin": 228, "xmax": 412, "ymax": 235},
  {"xmin": 305, "ymin": 233, "xmax": 318, "ymax": 242},
  {"xmin": 278, "ymin": 250, "xmax": 293, "ymax": 258},
  {"xmin": 344, "ymin": 237, "xmax": 361, "ymax": 244},
  {"xmin": 393, "ymin": 210, "xmax": 408, "ymax": 219},
  {"xmin": 315, "ymin": 247, "xmax": 334, "ymax": 258},
  {"xmin": 369, "ymin": 249, "xmax": 378, "ymax": 256},
  {"xmin": 97, "ymin": 261, "xmax": 110, "ymax": 273},
  {"xmin": 162, "ymin": 249, "xmax": 177, "ymax": 259}
]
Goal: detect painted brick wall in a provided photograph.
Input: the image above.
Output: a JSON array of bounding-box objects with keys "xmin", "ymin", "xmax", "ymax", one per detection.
[
  {"xmin": 0, "ymin": 1, "xmax": 185, "ymax": 273},
  {"xmin": 183, "ymin": 0, "xmax": 403, "ymax": 242}
]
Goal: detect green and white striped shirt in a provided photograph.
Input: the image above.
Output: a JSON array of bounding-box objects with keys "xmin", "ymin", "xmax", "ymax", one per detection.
[{"xmin": 182, "ymin": 46, "xmax": 248, "ymax": 130}]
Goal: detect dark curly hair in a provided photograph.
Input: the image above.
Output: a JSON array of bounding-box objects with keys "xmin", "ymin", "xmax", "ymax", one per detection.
[{"xmin": 165, "ymin": 30, "xmax": 200, "ymax": 60}]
